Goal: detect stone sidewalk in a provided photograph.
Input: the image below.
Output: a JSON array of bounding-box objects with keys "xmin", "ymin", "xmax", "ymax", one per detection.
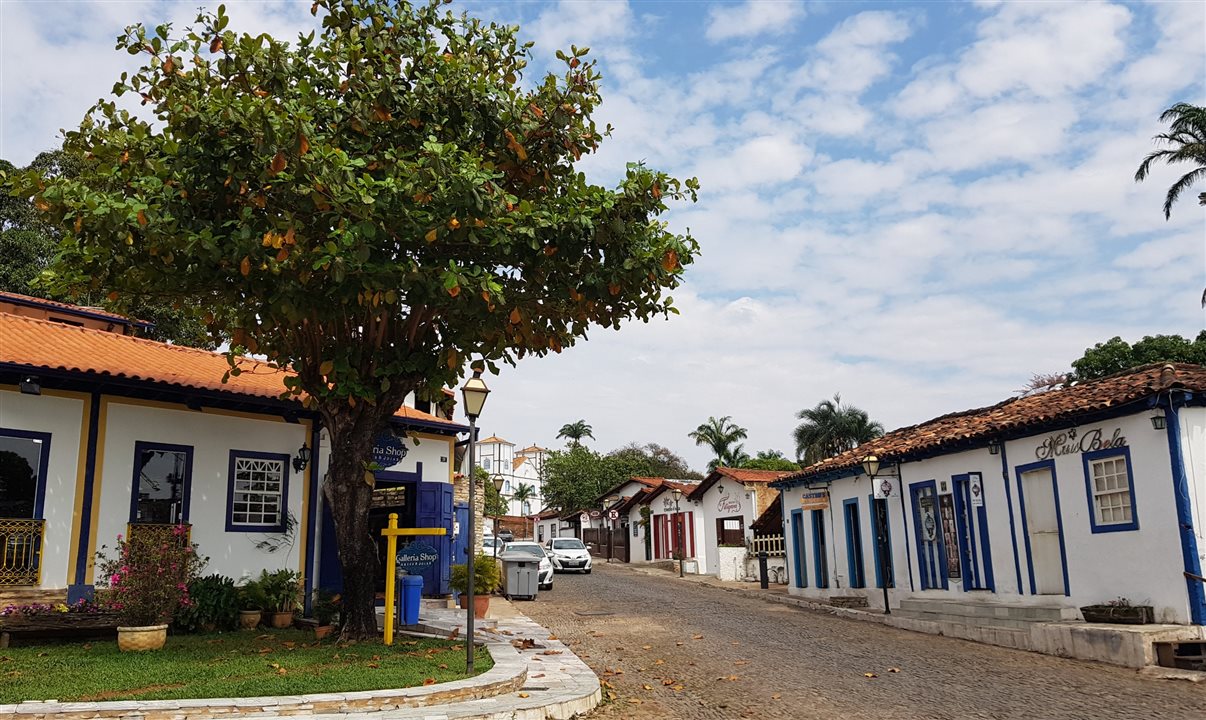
[{"xmin": 2, "ymin": 598, "xmax": 601, "ymax": 720}]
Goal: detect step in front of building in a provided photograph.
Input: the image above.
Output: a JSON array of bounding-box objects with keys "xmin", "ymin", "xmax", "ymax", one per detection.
[{"xmin": 898, "ymin": 597, "xmax": 1080, "ymax": 624}]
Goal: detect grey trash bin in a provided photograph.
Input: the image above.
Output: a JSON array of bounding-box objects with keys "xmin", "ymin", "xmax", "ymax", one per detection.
[{"xmin": 497, "ymin": 550, "xmax": 540, "ymax": 600}]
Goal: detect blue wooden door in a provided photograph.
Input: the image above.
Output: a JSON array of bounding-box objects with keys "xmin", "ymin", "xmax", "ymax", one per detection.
[
  {"xmin": 416, "ymin": 482, "xmax": 453, "ymax": 596},
  {"xmin": 452, "ymin": 502, "xmax": 470, "ymax": 563}
]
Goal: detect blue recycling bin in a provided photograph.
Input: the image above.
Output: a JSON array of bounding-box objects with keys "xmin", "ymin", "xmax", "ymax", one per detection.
[{"xmin": 401, "ymin": 575, "xmax": 424, "ymax": 626}]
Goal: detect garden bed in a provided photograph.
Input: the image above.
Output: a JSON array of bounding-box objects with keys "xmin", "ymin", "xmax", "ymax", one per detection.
[{"xmin": 0, "ymin": 629, "xmax": 492, "ymax": 703}]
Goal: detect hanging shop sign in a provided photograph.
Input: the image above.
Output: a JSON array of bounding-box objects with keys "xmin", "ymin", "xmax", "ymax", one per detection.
[
  {"xmin": 1035, "ymin": 426, "xmax": 1126, "ymax": 461},
  {"xmin": 969, "ymin": 473, "xmax": 984, "ymax": 507},
  {"xmin": 372, "ymin": 431, "xmax": 409, "ymax": 467},
  {"xmin": 873, "ymin": 476, "xmax": 897, "ymax": 500},
  {"xmin": 800, "ymin": 489, "xmax": 829, "ymax": 511},
  {"xmin": 396, "ymin": 541, "xmax": 439, "ymax": 572}
]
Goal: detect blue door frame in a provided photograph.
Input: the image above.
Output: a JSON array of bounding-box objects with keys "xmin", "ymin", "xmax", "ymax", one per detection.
[
  {"xmin": 1014, "ymin": 459, "xmax": 1071, "ymax": 597},
  {"xmin": 843, "ymin": 498, "xmax": 865, "ymax": 588},
  {"xmin": 811, "ymin": 509, "xmax": 828, "ymax": 588},
  {"xmin": 952, "ymin": 474, "xmax": 996, "ymax": 592},
  {"xmin": 790, "ymin": 509, "xmax": 807, "ymax": 588},
  {"xmin": 910, "ymin": 480, "xmax": 948, "ymax": 590}
]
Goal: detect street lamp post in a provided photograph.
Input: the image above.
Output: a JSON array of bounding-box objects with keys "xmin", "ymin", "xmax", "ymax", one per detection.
[
  {"xmin": 491, "ymin": 475, "xmax": 504, "ymax": 559},
  {"xmin": 671, "ymin": 487, "xmax": 684, "ymax": 578},
  {"xmin": 862, "ymin": 455, "xmax": 891, "ymax": 616},
  {"xmin": 461, "ymin": 368, "xmax": 490, "ymax": 673}
]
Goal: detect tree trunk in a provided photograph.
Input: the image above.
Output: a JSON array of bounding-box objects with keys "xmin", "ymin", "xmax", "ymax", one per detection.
[{"xmin": 319, "ymin": 387, "xmax": 413, "ymax": 641}]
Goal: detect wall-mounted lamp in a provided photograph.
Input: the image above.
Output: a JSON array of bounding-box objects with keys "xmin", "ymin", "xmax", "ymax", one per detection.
[
  {"xmin": 19, "ymin": 375, "xmax": 41, "ymax": 395},
  {"xmin": 718, "ymin": 482, "xmax": 725, "ymax": 495},
  {"xmin": 988, "ymin": 441, "xmax": 1001, "ymax": 456},
  {"xmin": 292, "ymin": 443, "xmax": 312, "ymax": 473},
  {"xmin": 1150, "ymin": 407, "xmax": 1167, "ymax": 430},
  {"xmin": 861, "ymin": 454, "xmax": 880, "ymax": 479}
]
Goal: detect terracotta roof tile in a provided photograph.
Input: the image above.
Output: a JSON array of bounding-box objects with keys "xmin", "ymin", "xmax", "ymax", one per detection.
[
  {"xmin": 0, "ymin": 311, "xmax": 462, "ymax": 429},
  {"xmin": 690, "ymin": 467, "xmax": 794, "ymax": 500},
  {"xmin": 785, "ymin": 362, "xmax": 1206, "ymax": 483},
  {"xmin": 478, "ymin": 435, "xmax": 513, "ymax": 445},
  {"xmin": 0, "ymin": 291, "xmax": 150, "ymax": 327}
]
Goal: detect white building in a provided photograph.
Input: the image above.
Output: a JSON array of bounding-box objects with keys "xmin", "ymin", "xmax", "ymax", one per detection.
[
  {"xmin": 773, "ymin": 363, "xmax": 1206, "ymax": 641},
  {"xmin": 685, "ymin": 468, "xmax": 792, "ymax": 578},
  {"xmin": 475, "ymin": 436, "xmax": 547, "ymax": 516},
  {"xmin": 0, "ymin": 293, "xmax": 468, "ymax": 604}
]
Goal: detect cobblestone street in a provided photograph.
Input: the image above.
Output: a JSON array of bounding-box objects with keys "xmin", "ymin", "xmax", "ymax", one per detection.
[{"xmin": 520, "ymin": 563, "xmax": 1205, "ymax": 720}]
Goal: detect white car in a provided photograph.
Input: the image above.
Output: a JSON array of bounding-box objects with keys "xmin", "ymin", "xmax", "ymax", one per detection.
[
  {"xmin": 501, "ymin": 541, "xmax": 554, "ymax": 590},
  {"xmin": 546, "ymin": 537, "xmax": 592, "ymax": 574}
]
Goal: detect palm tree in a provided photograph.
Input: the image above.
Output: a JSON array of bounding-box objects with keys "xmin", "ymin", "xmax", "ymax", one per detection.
[
  {"xmin": 688, "ymin": 416, "xmax": 749, "ymax": 471},
  {"xmin": 1135, "ymin": 102, "xmax": 1206, "ymax": 220},
  {"xmin": 556, "ymin": 420, "xmax": 595, "ymax": 447},
  {"xmin": 793, "ymin": 394, "xmax": 884, "ymax": 466},
  {"xmin": 511, "ymin": 483, "xmax": 536, "ymax": 538},
  {"xmin": 1134, "ymin": 102, "xmax": 1206, "ymax": 307}
]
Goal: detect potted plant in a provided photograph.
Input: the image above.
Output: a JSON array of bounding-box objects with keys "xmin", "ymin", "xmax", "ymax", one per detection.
[
  {"xmin": 311, "ymin": 588, "xmax": 341, "ymax": 640},
  {"xmin": 174, "ymin": 574, "xmax": 240, "ymax": 633},
  {"xmin": 238, "ymin": 579, "xmax": 268, "ymax": 630},
  {"xmin": 1080, "ymin": 597, "xmax": 1155, "ymax": 624},
  {"xmin": 95, "ymin": 526, "xmax": 203, "ymax": 651},
  {"xmin": 450, "ymin": 553, "xmax": 500, "ymax": 619},
  {"xmin": 258, "ymin": 569, "xmax": 303, "ymax": 628}
]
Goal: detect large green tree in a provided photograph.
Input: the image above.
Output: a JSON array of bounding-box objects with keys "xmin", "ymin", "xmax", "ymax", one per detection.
[
  {"xmin": 17, "ymin": 0, "xmax": 697, "ymax": 637},
  {"xmin": 793, "ymin": 394, "xmax": 883, "ymax": 466},
  {"xmin": 688, "ymin": 416, "xmax": 748, "ymax": 471},
  {"xmin": 1, "ymin": 152, "xmax": 215, "ymax": 348},
  {"xmin": 1070, "ymin": 332, "xmax": 1206, "ymax": 381},
  {"xmin": 739, "ymin": 449, "xmax": 799, "ymax": 472},
  {"xmin": 540, "ymin": 445, "xmax": 624, "ymax": 513},
  {"xmin": 556, "ymin": 419, "xmax": 595, "ymax": 446},
  {"xmin": 607, "ymin": 442, "xmax": 702, "ymax": 480}
]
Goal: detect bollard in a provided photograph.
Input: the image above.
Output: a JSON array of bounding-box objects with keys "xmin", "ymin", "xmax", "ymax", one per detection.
[{"xmin": 758, "ymin": 551, "xmax": 769, "ymax": 589}]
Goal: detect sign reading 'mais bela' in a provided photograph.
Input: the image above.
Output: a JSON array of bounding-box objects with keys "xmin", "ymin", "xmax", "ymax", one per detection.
[
  {"xmin": 396, "ymin": 541, "xmax": 439, "ymax": 572},
  {"xmin": 800, "ymin": 490, "xmax": 829, "ymax": 511},
  {"xmin": 372, "ymin": 432, "xmax": 408, "ymax": 467},
  {"xmin": 1035, "ymin": 426, "xmax": 1126, "ymax": 461}
]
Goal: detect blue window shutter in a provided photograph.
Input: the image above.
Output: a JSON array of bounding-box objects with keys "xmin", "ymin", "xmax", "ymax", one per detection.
[{"xmin": 416, "ymin": 482, "xmax": 454, "ymax": 595}]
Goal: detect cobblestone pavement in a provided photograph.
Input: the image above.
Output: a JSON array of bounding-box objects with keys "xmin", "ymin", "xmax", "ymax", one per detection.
[{"xmin": 521, "ymin": 563, "xmax": 1205, "ymax": 720}]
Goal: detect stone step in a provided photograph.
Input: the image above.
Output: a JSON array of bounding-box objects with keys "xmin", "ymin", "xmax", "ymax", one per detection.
[
  {"xmin": 895, "ymin": 609, "xmax": 1041, "ymax": 631},
  {"xmin": 898, "ymin": 598, "xmax": 1075, "ymax": 622}
]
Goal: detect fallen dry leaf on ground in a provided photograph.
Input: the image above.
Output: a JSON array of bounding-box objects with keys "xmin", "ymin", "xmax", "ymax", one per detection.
[
  {"xmin": 888, "ymin": 667, "xmax": 901, "ymax": 673},
  {"xmin": 692, "ymin": 634, "xmax": 703, "ymax": 640},
  {"xmin": 642, "ymin": 645, "xmax": 652, "ymax": 650},
  {"xmin": 864, "ymin": 672, "xmax": 878, "ymax": 678},
  {"xmin": 772, "ymin": 693, "xmax": 782, "ymax": 700},
  {"xmin": 518, "ymin": 692, "xmax": 530, "ymax": 698},
  {"xmin": 423, "ymin": 678, "xmax": 436, "ymax": 685}
]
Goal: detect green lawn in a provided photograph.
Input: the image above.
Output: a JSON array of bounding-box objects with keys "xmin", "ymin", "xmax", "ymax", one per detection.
[{"xmin": 0, "ymin": 629, "xmax": 492, "ymax": 703}]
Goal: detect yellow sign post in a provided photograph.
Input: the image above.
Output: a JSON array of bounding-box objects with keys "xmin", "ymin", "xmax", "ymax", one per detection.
[{"xmin": 380, "ymin": 512, "xmax": 448, "ymax": 645}]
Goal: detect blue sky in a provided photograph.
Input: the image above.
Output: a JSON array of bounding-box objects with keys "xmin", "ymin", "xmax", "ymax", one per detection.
[{"xmin": 2, "ymin": 1, "xmax": 1204, "ymax": 471}]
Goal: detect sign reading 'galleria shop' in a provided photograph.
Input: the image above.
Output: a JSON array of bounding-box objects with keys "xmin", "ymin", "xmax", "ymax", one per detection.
[{"xmin": 1035, "ymin": 426, "xmax": 1127, "ymax": 461}]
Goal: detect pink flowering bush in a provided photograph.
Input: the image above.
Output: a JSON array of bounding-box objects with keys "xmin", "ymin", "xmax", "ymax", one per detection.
[{"xmin": 95, "ymin": 526, "xmax": 205, "ymax": 627}]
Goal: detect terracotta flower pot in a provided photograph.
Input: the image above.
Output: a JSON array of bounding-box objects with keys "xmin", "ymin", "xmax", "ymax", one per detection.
[
  {"xmin": 457, "ymin": 594, "xmax": 491, "ymax": 619},
  {"xmin": 269, "ymin": 611, "xmax": 295, "ymax": 629},
  {"xmin": 239, "ymin": 610, "xmax": 262, "ymax": 630},
  {"xmin": 314, "ymin": 625, "xmax": 334, "ymax": 640},
  {"xmin": 117, "ymin": 624, "xmax": 168, "ymax": 652}
]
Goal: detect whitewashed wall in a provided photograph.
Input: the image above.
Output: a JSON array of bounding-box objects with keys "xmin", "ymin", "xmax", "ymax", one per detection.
[
  {"xmin": 782, "ymin": 410, "xmax": 1200, "ymax": 623},
  {"xmin": 95, "ymin": 400, "xmax": 309, "ymax": 584},
  {"xmin": 0, "ymin": 388, "xmax": 85, "ymax": 589},
  {"xmin": 692, "ymin": 481, "xmax": 761, "ymax": 577},
  {"xmin": 377, "ymin": 430, "xmax": 454, "ymax": 482},
  {"xmin": 1179, "ymin": 406, "xmax": 1205, "ymax": 577}
]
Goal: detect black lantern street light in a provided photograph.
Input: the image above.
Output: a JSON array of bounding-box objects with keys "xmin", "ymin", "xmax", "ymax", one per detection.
[
  {"xmin": 671, "ymin": 487, "xmax": 684, "ymax": 578},
  {"xmin": 862, "ymin": 454, "xmax": 891, "ymax": 616},
  {"xmin": 491, "ymin": 475, "xmax": 505, "ymax": 559},
  {"xmin": 461, "ymin": 367, "xmax": 490, "ymax": 674},
  {"xmin": 292, "ymin": 443, "xmax": 311, "ymax": 473}
]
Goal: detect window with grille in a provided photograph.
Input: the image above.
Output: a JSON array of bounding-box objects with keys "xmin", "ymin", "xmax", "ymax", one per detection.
[
  {"xmin": 1083, "ymin": 448, "xmax": 1138, "ymax": 533},
  {"xmin": 228, "ymin": 452, "xmax": 289, "ymax": 531}
]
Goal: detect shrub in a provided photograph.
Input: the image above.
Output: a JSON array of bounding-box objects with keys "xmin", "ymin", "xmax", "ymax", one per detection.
[
  {"xmin": 312, "ymin": 588, "xmax": 341, "ymax": 626},
  {"xmin": 450, "ymin": 553, "xmax": 501, "ymax": 595},
  {"xmin": 258, "ymin": 569, "xmax": 303, "ymax": 613},
  {"xmin": 174, "ymin": 574, "xmax": 240, "ymax": 633},
  {"xmin": 238, "ymin": 578, "xmax": 269, "ymax": 611},
  {"xmin": 95, "ymin": 526, "xmax": 204, "ymax": 627}
]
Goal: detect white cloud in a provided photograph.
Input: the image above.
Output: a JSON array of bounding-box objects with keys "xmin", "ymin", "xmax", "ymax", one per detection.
[{"xmin": 705, "ymin": 0, "xmax": 804, "ymax": 42}]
